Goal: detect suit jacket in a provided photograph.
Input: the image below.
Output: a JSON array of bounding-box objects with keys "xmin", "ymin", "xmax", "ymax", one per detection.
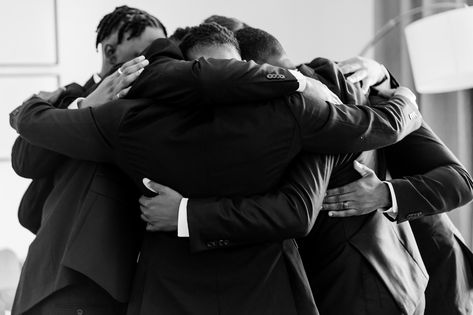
[
  {"xmin": 182, "ymin": 58, "xmax": 473, "ymax": 314},
  {"xmin": 383, "ymin": 122, "xmax": 473, "ymax": 314},
  {"xmin": 11, "ymin": 83, "xmax": 145, "ymax": 315},
  {"xmin": 14, "ymin": 83, "xmax": 85, "ymax": 235},
  {"xmin": 10, "ymin": 39, "xmax": 421, "ymax": 315}
]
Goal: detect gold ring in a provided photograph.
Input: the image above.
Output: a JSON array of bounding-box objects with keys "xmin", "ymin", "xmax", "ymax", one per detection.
[{"xmin": 118, "ymin": 68, "xmax": 123, "ymax": 75}]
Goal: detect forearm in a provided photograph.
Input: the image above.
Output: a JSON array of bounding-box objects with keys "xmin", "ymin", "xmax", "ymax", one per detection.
[
  {"xmin": 128, "ymin": 48, "xmax": 301, "ymax": 105},
  {"xmin": 391, "ymin": 165, "xmax": 473, "ymax": 222},
  {"xmin": 11, "ymin": 96, "xmax": 114, "ymax": 162},
  {"xmin": 385, "ymin": 123, "xmax": 473, "ymax": 222},
  {"xmin": 11, "ymin": 136, "xmax": 66, "ymax": 178},
  {"xmin": 186, "ymin": 154, "xmax": 334, "ymax": 252},
  {"xmin": 299, "ymin": 94, "xmax": 422, "ymax": 153}
]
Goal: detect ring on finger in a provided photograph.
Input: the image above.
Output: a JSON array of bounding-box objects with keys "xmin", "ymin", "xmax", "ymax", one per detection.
[
  {"xmin": 116, "ymin": 93, "xmax": 121, "ymax": 99},
  {"xmin": 343, "ymin": 201, "xmax": 349, "ymax": 209},
  {"xmin": 118, "ymin": 67, "xmax": 123, "ymax": 75}
]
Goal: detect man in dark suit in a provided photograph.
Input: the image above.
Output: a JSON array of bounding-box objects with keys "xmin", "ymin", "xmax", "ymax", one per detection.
[
  {"xmin": 10, "ymin": 22, "xmax": 421, "ymax": 314},
  {"xmin": 139, "ymin": 27, "xmax": 473, "ymax": 314},
  {"xmin": 327, "ymin": 56, "xmax": 473, "ymax": 315},
  {"xmin": 12, "ymin": 7, "xmax": 176, "ymax": 315},
  {"xmin": 11, "ymin": 58, "xmax": 152, "ymax": 315}
]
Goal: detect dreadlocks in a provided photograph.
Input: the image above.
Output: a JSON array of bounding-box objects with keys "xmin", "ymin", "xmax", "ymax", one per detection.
[{"xmin": 95, "ymin": 5, "xmax": 167, "ymax": 48}]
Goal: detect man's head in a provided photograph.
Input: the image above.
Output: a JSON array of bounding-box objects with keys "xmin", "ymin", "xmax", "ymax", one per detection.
[
  {"xmin": 96, "ymin": 6, "xmax": 167, "ymax": 75},
  {"xmin": 235, "ymin": 27, "xmax": 294, "ymax": 68},
  {"xmin": 169, "ymin": 27, "xmax": 192, "ymax": 45},
  {"xmin": 203, "ymin": 15, "xmax": 248, "ymax": 32},
  {"xmin": 179, "ymin": 23, "xmax": 241, "ymax": 61}
]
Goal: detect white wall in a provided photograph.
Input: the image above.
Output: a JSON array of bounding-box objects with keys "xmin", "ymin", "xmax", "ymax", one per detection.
[
  {"xmin": 58, "ymin": 0, "xmax": 374, "ymax": 85},
  {"xmin": 0, "ymin": 0, "xmax": 374, "ymax": 259}
]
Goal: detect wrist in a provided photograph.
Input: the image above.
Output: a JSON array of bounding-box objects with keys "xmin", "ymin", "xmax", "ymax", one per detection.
[{"xmin": 379, "ymin": 182, "xmax": 392, "ymax": 209}]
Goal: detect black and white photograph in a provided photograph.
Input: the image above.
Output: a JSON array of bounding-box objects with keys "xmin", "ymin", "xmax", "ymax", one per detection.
[{"xmin": 2, "ymin": 0, "xmax": 473, "ymax": 314}]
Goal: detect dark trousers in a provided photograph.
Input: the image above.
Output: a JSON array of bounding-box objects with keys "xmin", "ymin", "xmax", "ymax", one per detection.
[{"xmin": 23, "ymin": 279, "xmax": 126, "ymax": 315}]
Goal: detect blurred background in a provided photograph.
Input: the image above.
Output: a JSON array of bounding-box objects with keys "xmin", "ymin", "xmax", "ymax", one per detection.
[{"xmin": 1, "ymin": 0, "xmax": 473, "ymax": 311}]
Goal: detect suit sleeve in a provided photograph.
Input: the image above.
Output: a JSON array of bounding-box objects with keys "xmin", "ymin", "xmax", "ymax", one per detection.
[
  {"xmin": 127, "ymin": 54, "xmax": 299, "ymax": 106},
  {"xmin": 11, "ymin": 136, "xmax": 66, "ymax": 178},
  {"xmin": 10, "ymin": 96, "xmax": 123, "ymax": 162},
  {"xmin": 385, "ymin": 123, "xmax": 473, "ymax": 222},
  {"xmin": 11, "ymin": 84, "xmax": 88, "ymax": 178},
  {"xmin": 289, "ymin": 92, "xmax": 422, "ymax": 154},
  {"xmin": 186, "ymin": 154, "xmax": 335, "ymax": 252}
]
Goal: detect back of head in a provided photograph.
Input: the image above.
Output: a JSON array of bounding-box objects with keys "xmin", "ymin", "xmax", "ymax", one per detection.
[
  {"xmin": 203, "ymin": 15, "xmax": 248, "ymax": 32},
  {"xmin": 179, "ymin": 22, "xmax": 240, "ymax": 60},
  {"xmin": 96, "ymin": 5, "xmax": 167, "ymax": 48},
  {"xmin": 169, "ymin": 27, "xmax": 192, "ymax": 45},
  {"xmin": 235, "ymin": 27, "xmax": 285, "ymax": 65}
]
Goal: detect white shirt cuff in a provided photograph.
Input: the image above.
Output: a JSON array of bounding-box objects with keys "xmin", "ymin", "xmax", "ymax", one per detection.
[
  {"xmin": 67, "ymin": 97, "xmax": 85, "ymax": 109},
  {"xmin": 288, "ymin": 69, "xmax": 307, "ymax": 92},
  {"xmin": 177, "ymin": 198, "xmax": 189, "ymax": 237},
  {"xmin": 379, "ymin": 181, "xmax": 398, "ymax": 219}
]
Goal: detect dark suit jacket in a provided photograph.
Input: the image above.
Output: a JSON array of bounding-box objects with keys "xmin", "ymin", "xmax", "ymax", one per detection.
[
  {"xmin": 11, "ymin": 83, "xmax": 144, "ymax": 315},
  {"xmin": 10, "ymin": 39, "xmax": 421, "ymax": 315},
  {"xmin": 182, "ymin": 58, "xmax": 473, "ymax": 315}
]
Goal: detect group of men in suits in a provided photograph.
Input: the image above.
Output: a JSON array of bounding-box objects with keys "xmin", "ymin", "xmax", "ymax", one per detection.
[{"xmin": 8, "ymin": 5, "xmax": 473, "ymax": 315}]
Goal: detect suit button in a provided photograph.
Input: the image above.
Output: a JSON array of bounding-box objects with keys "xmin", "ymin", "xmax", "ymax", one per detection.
[
  {"xmin": 266, "ymin": 73, "xmax": 275, "ymax": 79},
  {"xmin": 206, "ymin": 241, "xmax": 216, "ymax": 248},
  {"xmin": 409, "ymin": 112, "xmax": 418, "ymax": 120},
  {"xmin": 76, "ymin": 309, "xmax": 84, "ymax": 315},
  {"xmin": 407, "ymin": 211, "xmax": 423, "ymax": 220},
  {"xmin": 218, "ymin": 240, "xmax": 229, "ymax": 247}
]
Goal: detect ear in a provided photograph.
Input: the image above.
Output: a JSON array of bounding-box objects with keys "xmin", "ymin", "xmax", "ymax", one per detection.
[{"xmin": 103, "ymin": 44, "xmax": 117, "ymax": 65}]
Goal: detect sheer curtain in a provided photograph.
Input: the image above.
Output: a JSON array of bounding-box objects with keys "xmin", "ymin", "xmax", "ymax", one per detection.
[{"xmin": 374, "ymin": 0, "xmax": 473, "ymax": 248}]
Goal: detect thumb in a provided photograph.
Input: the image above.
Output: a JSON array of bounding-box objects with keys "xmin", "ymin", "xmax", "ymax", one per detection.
[
  {"xmin": 142, "ymin": 178, "xmax": 167, "ymax": 194},
  {"xmin": 353, "ymin": 160, "xmax": 374, "ymax": 177}
]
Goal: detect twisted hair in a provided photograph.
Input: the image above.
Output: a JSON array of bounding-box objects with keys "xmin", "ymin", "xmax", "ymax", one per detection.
[
  {"xmin": 169, "ymin": 26, "xmax": 192, "ymax": 45},
  {"xmin": 179, "ymin": 23, "xmax": 240, "ymax": 59},
  {"xmin": 95, "ymin": 5, "xmax": 167, "ymax": 48}
]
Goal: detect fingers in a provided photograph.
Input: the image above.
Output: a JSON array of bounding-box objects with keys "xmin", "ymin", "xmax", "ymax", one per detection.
[
  {"xmin": 322, "ymin": 200, "xmax": 353, "ymax": 211},
  {"xmin": 120, "ymin": 57, "xmax": 149, "ymax": 76},
  {"xmin": 324, "ymin": 190, "xmax": 355, "ymax": 203},
  {"xmin": 338, "ymin": 57, "xmax": 363, "ymax": 74},
  {"xmin": 325, "ymin": 182, "xmax": 357, "ymax": 199},
  {"xmin": 116, "ymin": 87, "xmax": 131, "ymax": 99},
  {"xmin": 121, "ymin": 69, "xmax": 145, "ymax": 87},
  {"xmin": 121, "ymin": 55, "xmax": 147, "ymax": 69},
  {"xmin": 353, "ymin": 160, "xmax": 374, "ymax": 177},
  {"xmin": 142, "ymin": 178, "xmax": 168, "ymax": 194},
  {"xmin": 394, "ymin": 87, "xmax": 417, "ymax": 104},
  {"xmin": 346, "ymin": 68, "xmax": 368, "ymax": 84},
  {"xmin": 141, "ymin": 214, "xmax": 151, "ymax": 223},
  {"xmin": 328, "ymin": 209, "xmax": 362, "ymax": 218}
]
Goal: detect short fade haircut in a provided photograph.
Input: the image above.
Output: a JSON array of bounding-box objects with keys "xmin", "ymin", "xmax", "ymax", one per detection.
[
  {"xmin": 169, "ymin": 26, "xmax": 192, "ymax": 45},
  {"xmin": 95, "ymin": 5, "xmax": 167, "ymax": 48},
  {"xmin": 203, "ymin": 15, "xmax": 248, "ymax": 32},
  {"xmin": 235, "ymin": 27, "xmax": 285, "ymax": 64},
  {"xmin": 179, "ymin": 23, "xmax": 240, "ymax": 59}
]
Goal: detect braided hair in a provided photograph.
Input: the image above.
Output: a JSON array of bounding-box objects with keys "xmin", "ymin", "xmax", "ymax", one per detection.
[{"xmin": 95, "ymin": 5, "xmax": 167, "ymax": 48}]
